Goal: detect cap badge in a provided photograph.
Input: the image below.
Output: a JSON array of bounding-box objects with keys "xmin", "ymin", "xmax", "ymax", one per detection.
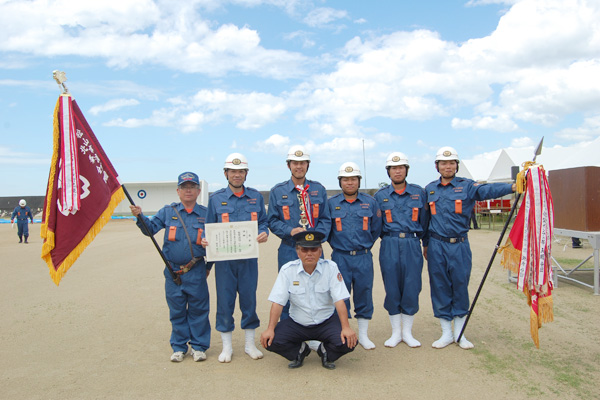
[
  {"xmin": 305, "ymin": 233, "xmax": 314, "ymax": 241},
  {"xmin": 443, "ymin": 150, "xmax": 451, "ymax": 157},
  {"xmin": 392, "ymin": 156, "xmax": 400, "ymax": 162},
  {"xmin": 232, "ymin": 158, "xmax": 241, "ymax": 165},
  {"xmin": 295, "ymin": 150, "xmax": 304, "ymax": 157},
  {"xmin": 345, "ymin": 166, "xmax": 353, "ymax": 172}
]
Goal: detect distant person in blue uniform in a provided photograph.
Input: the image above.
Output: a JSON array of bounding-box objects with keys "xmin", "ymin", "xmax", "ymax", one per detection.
[
  {"xmin": 425, "ymin": 146, "xmax": 516, "ymax": 349},
  {"xmin": 202, "ymin": 153, "xmax": 269, "ymax": 363},
  {"xmin": 11, "ymin": 199, "xmax": 34, "ymax": 243},
  {"xmin": 328, "ymin": 162, "xmax": 382, "ymax": 349},
  {"xmin": 268, "ymin": 145, "xmax": 331, "ymax": 320},
  {"xmin": 130, "ymin": 172, "xmax": 211, "ymax": 362},
  {"xmin": 374, "ymin": 152, "xmax": 429, "ymax": 348},
  {"xmin": 260, "ymin": 231, "xmax": 357, "ymax": 370}
]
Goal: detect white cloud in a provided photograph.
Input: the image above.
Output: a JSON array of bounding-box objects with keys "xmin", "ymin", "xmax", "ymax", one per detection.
[
  {"xmin": 255, "ymin": 134, "xmax": 290, "ymax": 152},
  {"xmin": 303, "ymin": 7, "xmax": 348, "ymax": 28},
  {"xmin": 290, "ymin": 0, "xmax": 600, "ymax": 137},
  {"xmin": 0, "ymin": 0, "xmax": 308, "ymax": 79},
  {"xmin": 0, "ymin": 146, "xmax": 49, "ymax": 165},
  {"xmin": 510, "ymin": 136, "xmax": 534, "ymax": 147},
  {"xmin": 466, "ymin": 0, "xmax": 521, "ymax": 6},
  {"xmin": 555, "ymin": 115, "xmax": 600, "ymax": 141},
  {"xmin": 106, "ymin": 89, "xmax": 287, "ymax": 132},
  {"xmin": 89, "ymin": 98, "xmax": 140, "ymax": 115},
  {"xmin": 451, "ymin": 115, "xmax": 518, "ymax": 131}
]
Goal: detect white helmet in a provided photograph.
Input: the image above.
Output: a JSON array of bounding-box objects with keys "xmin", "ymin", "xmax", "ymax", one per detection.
[
  {"xmin": 435, "ymin": 146, "xmax": 459, "ymax": 162},
  {"xmin": 338, "ymin": 162, "xmax": 362, "ymax": 178},
  {"xmin": 19, "ymin": 199, "xmax": 26, "ymax": 207},
  {"xmin": 286, "ymin": 145, "xmax": 310, "ymax": 162},
  {"xmin": 224, "ymin": 153, "xmax": 249, "ymax": 170},
  {"xmin": 385, "ymin": 152, "xmax": 409, "ymax": 168}
]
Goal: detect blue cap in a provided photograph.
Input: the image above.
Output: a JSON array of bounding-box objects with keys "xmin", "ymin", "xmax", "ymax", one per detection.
[{"xmin": 178, "ymin": 172, "xmax": 200, "ymax": 186}]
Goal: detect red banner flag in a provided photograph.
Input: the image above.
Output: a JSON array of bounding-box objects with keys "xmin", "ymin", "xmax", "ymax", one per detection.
[
  {"xmin": 41, "ymin": 94, "xmax": 125, "ymax": 285},
  {"xmin": 500, "ymin": 163, "xmax": 554, "ymax": 348}
]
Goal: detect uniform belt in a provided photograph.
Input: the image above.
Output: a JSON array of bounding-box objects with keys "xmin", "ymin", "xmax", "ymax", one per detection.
[
  {"xmin": 383, "ymin": 232, "xmax": 417, "ymax": 238},
  {"xmin": 430, "ymin": 232, "xmax": 467, "ymax": 244},
  {"xmin": 174, "ymin": 257, "xmax": 202, "ymax": 275},
  {"xmin": 335, "ymin": 249, "xmax": 370, "ymax": 256}
]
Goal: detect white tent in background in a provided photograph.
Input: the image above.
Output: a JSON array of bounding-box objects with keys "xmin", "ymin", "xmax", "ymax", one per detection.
[{"xmin": 461, "ymin": 138, "xmax": 600, "ymax": 183}]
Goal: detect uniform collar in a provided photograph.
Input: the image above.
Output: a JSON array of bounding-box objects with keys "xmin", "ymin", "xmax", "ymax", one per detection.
[
  {"xmin": 342, "ymin": 192, "xmax": 364, "ymax": 203},
  {"xmin": 437, "ymin": 176, "xmax": 459, "ymax": 187},
  {"xmin": 387, "ymin": 182, "xmax": 414, "ymax": 195},
  {"xmin": 176, "ymin": 202, "xmax": 200, "ymax": 215},
  {"xmin": 286, "ymin": 178, "xmax": 311, "ymax": 192},
  {"xmin": 225, "ymin": 185, "xmax": 246, "ymax": 198},
  {"xmin": 295, "ymin": 258, "xmax": 324, "ymax": 276}
]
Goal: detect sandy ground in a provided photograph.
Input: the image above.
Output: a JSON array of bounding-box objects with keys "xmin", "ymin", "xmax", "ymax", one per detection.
[{"xmin": 1, "ymin": 220, "xmax": 599, "ymax": 400}]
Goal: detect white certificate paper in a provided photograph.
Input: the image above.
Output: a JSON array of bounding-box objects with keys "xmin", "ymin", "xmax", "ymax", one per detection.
[{"xmin": 205, "ymin": 221, "xmax": 259, "ymax": 262}]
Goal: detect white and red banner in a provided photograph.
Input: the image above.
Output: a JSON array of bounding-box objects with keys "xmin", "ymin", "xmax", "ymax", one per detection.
[
  {"xmin": 500, "ymin": 164, "xmax": 554, "ymax": 348},
  {"xmin": 41, "ymin": 94, "xmax": 125, "ymax": 285}
]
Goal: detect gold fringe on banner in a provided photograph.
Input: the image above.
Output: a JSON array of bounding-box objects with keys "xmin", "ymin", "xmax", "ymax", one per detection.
[
  {"xmin": 40, "ymin": 97, "xmax": 63, "ymax": 242},
  {"xmin": 530, "ymin": 308, "xmax": 540, "ymax": 349},
  {"xmin": 43, "ymin": 187, "xmax": 125, "ymax": 286},
  {"xmin": 538, "ymin": 295, "xmax": 554, "ymax": 323},
  {"xmin": 499, "ymin": 238, "xmax": 521, "ymax": 274}
]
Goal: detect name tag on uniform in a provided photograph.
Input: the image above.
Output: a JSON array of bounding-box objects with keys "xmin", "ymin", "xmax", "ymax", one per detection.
[{"xmin": 293, "ymin": 281, "xmax": 299, "ymax": 286}]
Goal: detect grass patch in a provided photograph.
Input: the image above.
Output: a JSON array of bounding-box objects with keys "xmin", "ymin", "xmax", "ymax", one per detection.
[{"xmin": 553, "ymin": 257, "xmax": 593, "ymax": 269}]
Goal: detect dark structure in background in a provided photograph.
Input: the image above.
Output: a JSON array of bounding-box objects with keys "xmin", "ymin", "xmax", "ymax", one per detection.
[
  {"xmin": 1, "ymin": 196, "xmax": 45, "ymax": 218},
  {"xmin": 549, "ymin": 166, "xmax": 600, "ymax": 231}
]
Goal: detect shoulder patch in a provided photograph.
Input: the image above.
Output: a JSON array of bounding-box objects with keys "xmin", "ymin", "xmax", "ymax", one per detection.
[{"xmin": 337, "ymin": 273, "xmax": 343, "ymax": 282}]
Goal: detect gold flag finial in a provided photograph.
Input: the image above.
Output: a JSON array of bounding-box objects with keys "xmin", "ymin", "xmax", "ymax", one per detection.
[{"xmin": 52, "ymin": 70, "xmax": 69, "ymax": 94}]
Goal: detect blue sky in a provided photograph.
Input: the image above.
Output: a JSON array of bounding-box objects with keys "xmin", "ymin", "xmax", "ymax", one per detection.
[{"xmin": 1, "ymin": 0, "xmax": 599, "ymax": 196}]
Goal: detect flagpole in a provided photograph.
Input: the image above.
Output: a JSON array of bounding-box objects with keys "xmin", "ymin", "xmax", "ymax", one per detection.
[
  {"xmin": 457, "ymin": 137, "xmax": 544, "ymax": 343},
  {"xmin": 122, "ymin": 184, "xmax": 182, "ymax": 285}
]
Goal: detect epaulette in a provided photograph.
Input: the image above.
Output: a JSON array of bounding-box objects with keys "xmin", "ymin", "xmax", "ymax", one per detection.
[{"xmin": 209, "ymin": 188, "xmax": 227, "ymax": 197}]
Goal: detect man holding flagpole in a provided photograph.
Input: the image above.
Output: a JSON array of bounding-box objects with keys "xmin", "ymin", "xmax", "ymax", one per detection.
[
  {"xmin": 425, "ymin": 146, "xmax": 516, "ymax": 350},
  {"xmin": 130, "ymin": 172, "xmax": 211, "ymax": 363}
]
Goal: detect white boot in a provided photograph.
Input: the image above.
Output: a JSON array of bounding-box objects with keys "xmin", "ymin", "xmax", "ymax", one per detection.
[
  {"xmin": 453, "ymin": 316, "xmax": 474, "ymax": 349},
  {"xmin": 432, "ymin": 318, "xmax": 454, "ymax": 349},
  {"xmin": 357, "ymin": 318, "xmax": 376, "ymax": 350},
  {"xmin": 244, "ymin": 329, "xmax": 264, "ymax": 359},
  {"xmin": 384, "ymin": 314, "xmax": 402, "ymax": 348},
  {"xmin": 400, "ymin": 314, "xmax": 421, "ymax": 348},
  {"xmin": 218, "ymin": 331, "xmax": 233, "ymax": 363}
]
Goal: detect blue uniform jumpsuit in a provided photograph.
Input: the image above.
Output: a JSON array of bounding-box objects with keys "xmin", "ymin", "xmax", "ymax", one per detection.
[
  {"xmin": 425, "ymin": 177, "xmax": 513, "ymax": 320},
  {"xmin": 136, "ymin": 202, "xmax": 211, "ymax": 353},
  {"xmin": 205, "ymin": 186, "xmax": 268, "ymax": 333},
  {"xmin": 268, "ymin": 179, "xmax": 331, "ymax": 319},
  {"xmin": 374, "ymin": 183, "xmax": 429, "ymax": 316},
  {"xmin": 327, "ymin": 192, "xmax": 382, "ymax": 319},
  {"xmin": 12, "ymin": 206, "xmax": 33, "ymax": 242},
  {"xmin": 265, "ymin": 259, "xmax": 354, "ymax": 362}
]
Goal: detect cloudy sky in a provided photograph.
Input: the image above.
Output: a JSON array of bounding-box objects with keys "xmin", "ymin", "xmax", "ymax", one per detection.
[{"xmin": 1, "ymin": 0, "xmax": 599, "ymax": 196}]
